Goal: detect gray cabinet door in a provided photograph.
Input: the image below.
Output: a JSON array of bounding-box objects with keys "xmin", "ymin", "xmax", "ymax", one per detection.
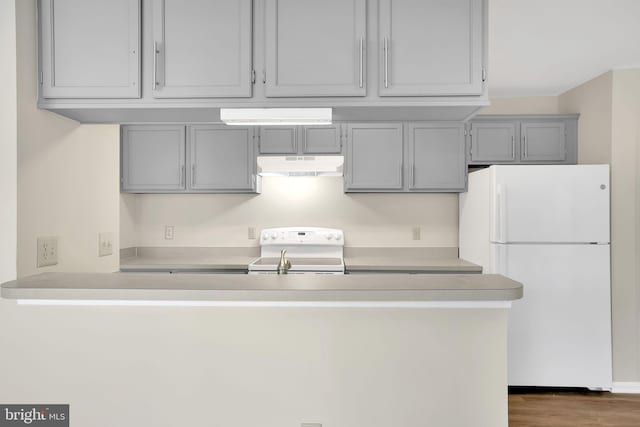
[
  {"xmin": 188, "ymin": 125, "xmax": 255, "ymax": 191},
  {"xmin": 40, "ymin": 0, "xmax": 140, "ymax": 98},
  {"xmin": 121, "ymin": 125, "xmax": 185, "ymax": 192},
  {"xmin": 346, "ymin": 123, "xmax": 404, "ymax": 190},
  {"xmin": 265, "ymin": 0, "xmax": 366, "ymax": 97},
  {"xmin": 469, "ymin": 122, "xmax": 518, "ymax": 163},
  {"xmin": 302, "ymin": 125, "xmax": 343, "ymax": 154},
  {"xmin": 521, "ymin": 122, "xmax": 566, "ymax": 162},
  {"xmin": 408, "ymin": 123, "xmax": 466, "ymax": 191},
  {"xmin": 378, "ymin": 0, "xmax": 483, "ymax": 96},
  {"xmin": 258, "ymin": 127, "xmax": 298, "ymax": 154},
  {"xmin": 152, "ymin": 0, "xmax": 252, "ymax": 98}
]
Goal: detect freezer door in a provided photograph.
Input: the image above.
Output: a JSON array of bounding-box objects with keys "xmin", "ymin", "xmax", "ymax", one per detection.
[
  {"xmin": 492, "ymin": 243, "xmax": 612, "ymax": 389},
  {"xmin": 490, "ymin": 165, "xmax": 610, "ymax": 243}
]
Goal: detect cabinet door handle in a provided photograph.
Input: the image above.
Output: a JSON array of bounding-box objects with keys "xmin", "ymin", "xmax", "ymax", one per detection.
[
  {"xmin": 359, "ymin": 37, "xmax": 364, "ymax": 88},
  {"xmin": 180, "ymin": 165, "xmax": 185, "ymax": 187},
  {"xmin": 511, "ymin": 135, "xmax": 515, "ymax": 160},
  {"xmin": 410, "ymin": 164, "xmax": 415, "ymax": 187},
  {"xmin": 153, "ymin": 42, "xmax": 159, "ymax": 90},
  {"xmin": 523, "ymin": 135, "xmax": 527, "ymax": 158},
  {"xmin": 383, "ymin": 38, "xmax": 389, "ymax": 88},
  {"xmin": 191, "ymin": 164, "xmax": 196, "ymax": 187}
]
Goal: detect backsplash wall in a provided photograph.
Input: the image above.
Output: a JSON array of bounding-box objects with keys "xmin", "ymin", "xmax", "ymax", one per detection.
[{"xmin": 122, "ymin": 177, "xmax": 458, "ymax": 248}]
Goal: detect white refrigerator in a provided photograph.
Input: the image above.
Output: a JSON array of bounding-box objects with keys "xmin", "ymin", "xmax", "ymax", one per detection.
[{"xmin": 459, "ymin": 165, "xmax": 612, "ymax": 390}]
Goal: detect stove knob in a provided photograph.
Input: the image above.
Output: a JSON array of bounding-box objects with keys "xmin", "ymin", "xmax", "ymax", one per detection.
[
  {"xmin": 335, "ymin": 234, "xmax": 342, "ymax": 241},
  {"xmin": 262, "ymin": 234, "xmax": 268, "ymax": 241},
  {"xmin": 327, "ymin": 234, "xmax": 334, "ymax": 240},
  {"xmin": 270, "ymin": 233, "xmax": 277, "ymax": 240}
]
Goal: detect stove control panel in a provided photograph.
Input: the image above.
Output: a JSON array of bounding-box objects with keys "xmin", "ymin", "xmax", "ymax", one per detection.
[{"xmin": 260, "ymin": 227, "xmax": 344, "ymax": 246}]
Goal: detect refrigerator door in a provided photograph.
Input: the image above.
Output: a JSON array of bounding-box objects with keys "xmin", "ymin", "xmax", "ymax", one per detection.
[
  {"xmin": 490, "ymin": 165, "xmax": 610, "ymax": 244},
  {"xmin": 492, "ymin": 243, "xmax": 612, "ymax": 389}
]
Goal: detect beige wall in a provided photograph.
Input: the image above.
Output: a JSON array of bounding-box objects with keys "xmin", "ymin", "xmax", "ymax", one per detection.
[
  {"xmin": 0, "ymin": 305, "xmax": 509, "ymax": 427},
  {"xmin": 16, "ymin": 0, "xmax": 120, "ymax": 276},
  {"xmin": 480, "ymin": 96, "xmax": 560, "ymax": 115},
  {"xmin": 129, "ymin": 177, "xmax": 459, "ymax": 248},
  {"xmin": 559, "ymin": 72, "xmax": 613, "ymax": 164},
  {"xmin": 120, "ymin": 193, "xmax": 138, "ymax": 249},
  {"xmin": 0, "ymin": 0, "xmax": 17, "ymax": 283},
  {"xmin": 558, "ymin": 70, "xmax": 640, "ymax": 383},
  {"xmin": 608, "ymin": 70, "xmax": 640, "ymax": 382}
]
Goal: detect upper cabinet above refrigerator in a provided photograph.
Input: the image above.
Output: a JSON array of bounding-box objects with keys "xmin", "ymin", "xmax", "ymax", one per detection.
[
  {"xmin": 151, "ymin": 0, "xmax": 253, "ymax": 98},
  {"xmin": 378, "ymin": 0, "xmax": 485, "ymax": 96},
  {"xmin": 264, "ymin": 0, "xmax": 367, "ymax": 97}
]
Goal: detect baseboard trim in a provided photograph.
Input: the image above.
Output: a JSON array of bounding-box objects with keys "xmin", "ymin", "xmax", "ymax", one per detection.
[{"xmin": 612, "ymin": 382, "xmax": 640, "ymax": 393}]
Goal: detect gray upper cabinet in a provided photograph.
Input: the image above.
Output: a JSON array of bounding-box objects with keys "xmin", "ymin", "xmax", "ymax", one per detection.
[
  {"xmin": 188, "ymin": 125, "xmax": 256, "ymax": 192},
  {"xmin": 378, "ymin": 0, "xmax": 484, "ymax": 96},
  {"xmin": 152, "ymin": 0, "xmax": 253, "ymax": 98},
  {"xmin": 345, "ymin": 123, "xmax": 404, "ymax": 191},
  {"xmin": 121, "ymin": 125, "xmax": 185, "ymax": 192},
  {"xmin": 39, "ymin": 0, "xmax": 141, "ymax": 98},
  {"xmin": 469, "ymin": 122, "xmax": 518, "ymax": 164},
  {"xmin": 468, "ymin": 115, "xmax": 577, "ymax": 165},
  {"xmin": 257, "ymin": 126, "xmax": 298, "ymax": 154},
  {"xmin": 302, "ymin": 125, "xmax": 343, "ymax": 154},
  {"xmin": 408, "ymin": 123, "xmax": 466, "ymax": 191},
  {"xmin": 521, "ymin": 122, "xmax": 566, "ymax": 163},
  {"xmin": 264, "ymin": 0, "xmax": 367, "ymax": 97}
]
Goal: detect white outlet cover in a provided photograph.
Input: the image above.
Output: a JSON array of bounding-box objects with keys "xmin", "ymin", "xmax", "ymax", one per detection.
[
  {"xmin": 98, "ymin": 232, "xmax": 114, "ymax": 257},
  {"xmin": 412, "ymin": 226, "xmax": 421, "ymax": 240},
  {"xmin": 37, "ymin": 236, "xmax": 58, "ymax": 267}
]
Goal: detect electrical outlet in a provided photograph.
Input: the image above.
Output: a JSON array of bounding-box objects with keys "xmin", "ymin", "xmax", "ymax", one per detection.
[
  {"xmin": 412, "ymin": 226, "xmax": 421, "ymax": 240},
  {"xmin": 37, "ymin": 236, "xmax": 58, "ymax": 267},
  {"xmin": 164, "ymin": 226, "xmax": 174, "ymax": 240},
  {"xmin": 98, "ymin": 232, "xmax": 114, "ymax": 257},
  {"xmin": 248, "ymin": 226, "xmax": 256, "ymax": 240}
]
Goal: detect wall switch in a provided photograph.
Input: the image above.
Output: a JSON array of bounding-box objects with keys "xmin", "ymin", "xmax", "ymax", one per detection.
[
  {"xmin": 98, "ymin": 232, "xmax": 114, "ymax": 257},
  {"xmin": 37, "ymin": 236, "xmax": 58, "ymax": 267},
  {"xmin": 412, "ymin": 226, "xmax": 421, "ymax": 240},
  {"xmin": 248, "ymin": 226, "xmax": 257, "ymax": 240},
  {"xmin": 164, "ymin": 226, "xmax": 175, "ymax": 240}
]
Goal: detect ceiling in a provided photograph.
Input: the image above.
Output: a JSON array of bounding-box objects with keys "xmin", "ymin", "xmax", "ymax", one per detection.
[{"xmin": 489, "ymin": 0, "xmax": 640, "ymax": 97}]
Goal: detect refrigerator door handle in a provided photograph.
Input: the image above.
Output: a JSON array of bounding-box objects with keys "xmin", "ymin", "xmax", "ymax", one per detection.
[{"xmin": 494, "ymin": 184, "xmax": 507, "ymax": 242}]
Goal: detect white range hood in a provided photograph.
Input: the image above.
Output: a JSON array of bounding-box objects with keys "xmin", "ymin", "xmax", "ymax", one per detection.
[{"xmin": 257, "ymin": 156, "xmax": 344, "ymax": 177}]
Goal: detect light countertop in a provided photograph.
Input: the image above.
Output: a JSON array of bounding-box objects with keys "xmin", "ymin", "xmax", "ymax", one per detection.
[
  {"xmin": 119, "ymin": 247, "xmax": 482, "ymax": 274},
  {"xmin": 344, "ymin": 257, "xmax": 481, "ymax": 273},
  {"xmin": 1, "ymin": 272, "xmax": 521, "ymax": 304}
]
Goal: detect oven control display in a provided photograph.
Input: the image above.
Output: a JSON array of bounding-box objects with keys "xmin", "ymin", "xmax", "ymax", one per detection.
[{"xmin": 260, "ymin": 228, "xmax": 343, "ymax": 245}]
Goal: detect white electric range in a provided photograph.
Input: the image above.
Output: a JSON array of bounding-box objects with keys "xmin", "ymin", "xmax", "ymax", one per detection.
[{"xmin": 248, "ymin": 227, "xmax": 345, "ymax": 275}]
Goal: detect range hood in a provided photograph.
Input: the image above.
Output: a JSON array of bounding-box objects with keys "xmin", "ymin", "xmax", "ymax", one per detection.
[{"xmin": 257, "ymin": 156, "xmax": 344, "ymax": 177}]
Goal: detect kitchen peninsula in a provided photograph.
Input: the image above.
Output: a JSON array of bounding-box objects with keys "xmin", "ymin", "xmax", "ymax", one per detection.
[{"xmin": 2, "ymin": 272, "xmax": 522, "ymax": 427}]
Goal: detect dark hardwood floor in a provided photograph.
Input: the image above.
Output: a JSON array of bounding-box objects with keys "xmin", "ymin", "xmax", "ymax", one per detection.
[{"xmin": 509, "ymin": 390, "xmax": 640, "ymax": 426}]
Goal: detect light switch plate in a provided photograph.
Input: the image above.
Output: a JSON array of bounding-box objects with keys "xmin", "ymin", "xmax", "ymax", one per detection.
[
  {"xmin": 37, "ymin": 236, "xmax": 58, "ymax": 267},
  {"xmin": 98, "ymin": 232, "xmax": 114, "ymax": 257},
  {"xmin": 164, "ymin": 226, "xmax": 174, "ymax": 240}
]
